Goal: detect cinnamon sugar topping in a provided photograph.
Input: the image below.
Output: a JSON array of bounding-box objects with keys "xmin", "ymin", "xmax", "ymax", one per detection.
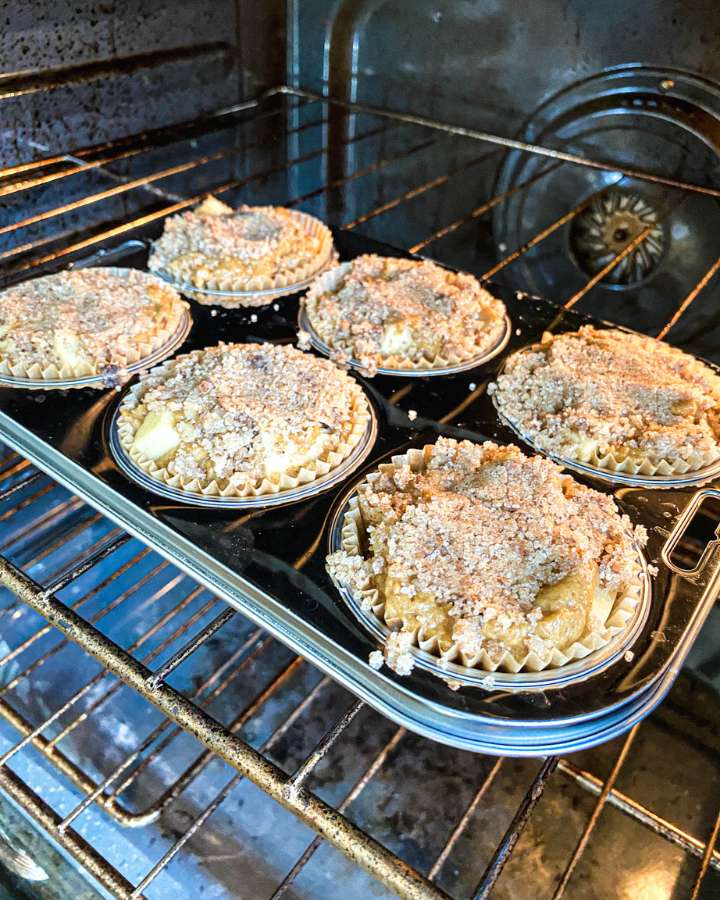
[
  {"xmin": 490, "ymin": 327, "xmax": 720, "ymax": 468},
  {"xmin": 304, "ymin": 255, "xmax": 506, "ymax": 371}
]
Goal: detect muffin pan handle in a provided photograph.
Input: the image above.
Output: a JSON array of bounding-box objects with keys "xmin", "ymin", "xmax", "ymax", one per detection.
[
  {"xmin": 661, "ymin": 488, "xmax": 720, "ymax": 576},
  {"xmin": 67, "ymin": 239, "xmax": 150, "ymax": 271}
]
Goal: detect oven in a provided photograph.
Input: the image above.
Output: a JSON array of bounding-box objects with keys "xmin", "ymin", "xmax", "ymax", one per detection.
[{"xmin": 2, "ymin": 2, "xmax": 720, "ymax": 898}]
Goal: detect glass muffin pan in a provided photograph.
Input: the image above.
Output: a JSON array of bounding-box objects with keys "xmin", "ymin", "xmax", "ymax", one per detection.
[{"xmin": 1, "ymin": 230, "xmax": 719, "ymax": 756}]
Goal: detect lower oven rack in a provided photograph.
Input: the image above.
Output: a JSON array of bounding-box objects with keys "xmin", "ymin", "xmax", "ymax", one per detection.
[{"xmin": 1, "ymin": 87, "xmax": 720, "ymax": 898}]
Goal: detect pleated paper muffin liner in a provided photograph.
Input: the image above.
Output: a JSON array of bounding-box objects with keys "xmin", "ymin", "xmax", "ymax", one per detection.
[
  {"xmin": 330, "ymin": 447, "xmax": 646, "ymax": 676},
  {"xmin": 0, "ymin": 268, "xmax": 190, "ymax": 391},
  {"xmin": 302, "ymin": 263, "xmax": 510, "ymax": 376},
  {"xmin": 115, "ymin": 352, "xmax": 372, "ymax": 499},
  {"xmin": 564, "ymin": 437, "xmax": 720, "ymax": 477},
  {"xmin": 149, "ymin": 210, "xmax": 337, "ymax": 308}
]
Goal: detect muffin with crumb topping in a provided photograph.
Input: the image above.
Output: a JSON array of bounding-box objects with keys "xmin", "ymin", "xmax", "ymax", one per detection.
[
  {"xmin": 327, "ymin": 437, "xmax": 645, "ymax": 676},
  {"xmin": 0, "ymin": 267, "xmax": 187, "ymax": 386},
  {"xmin": 116, "ymin": 342, "xmax": 370, "ymax": 499},
  {"xmin": 148, "ymin": 196, "xmax": 335, "ymax": 307},
  {"xmin": 490, "ymin": 326, "xmax": 720, "ymax": 477},
  {"xmin": 303, "ymin": 255, "xmax": 507, "ymax": 375}
]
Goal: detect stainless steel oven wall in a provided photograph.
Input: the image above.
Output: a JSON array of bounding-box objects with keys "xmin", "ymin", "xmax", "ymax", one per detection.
[
  {"xmin": 1, "ymin": 0, "xmax": 287, "ymax": 277},
  {"xmin": 292, "ymin": 0, "xmax": 720, "ymax": 338},
  {"xmin": 290, "ymin": 0, "xmax": 720, "ymax": 130}
]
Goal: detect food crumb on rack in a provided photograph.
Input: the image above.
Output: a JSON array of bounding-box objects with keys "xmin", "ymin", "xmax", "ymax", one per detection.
[
  {"xmin": 445, "ymin": 680, "xmax": 462, "ymax": 691},
  {"xmin": 408, "ymin": 409, "xmax": 417, "ymax": 421},
  {"xmin": 368, "ymin": 650, "xmax": 384, "ymax": 670},
  {"xmin": 480, "ymin": 675, "xmax": 496, "ymax": 690},
  {"xmin": 624, "ymin": 650, "xmax": 635, "ymax": 662},
  {"xmin": 296, "ymin": 329, "xmax": 312, "ymax": 350},
  {"xmin": 648, "ymin": 563, "xmax": 659, "ymax": 577}
]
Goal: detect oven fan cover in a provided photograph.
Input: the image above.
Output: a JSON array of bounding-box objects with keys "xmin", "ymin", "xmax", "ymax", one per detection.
[{"xmin": 492, "ymin": 65, "xmax": 720, "ymax": 323}]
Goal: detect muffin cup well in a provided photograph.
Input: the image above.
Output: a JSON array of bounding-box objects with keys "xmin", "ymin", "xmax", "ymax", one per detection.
[
  {"xmin": 113, "ymin": 350, "xmax": 375, "ymax": 506},
  {"xmin": 0, "ymin": 267, "xmax": 191, "ymax": 391},
  {"xmin": 491, "ymin": 339, "xmax": 720, "ymax": 488}
]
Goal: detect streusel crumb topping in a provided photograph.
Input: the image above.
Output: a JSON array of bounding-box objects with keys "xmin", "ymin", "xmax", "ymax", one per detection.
[
  {"xmin": 148, "ymin": 196, "xmax": 330, "ymax": 288},
  {"xmin": 490, "ymin": 326, "xmax": 720, "ymax": 463},
  {"xmin": 305, "ymin": 255, "xmax": 506, "ymax": 369},
  {"xmin": 328, "ymin": 437, "xmax": 643, "ymax": 667},
  {"xmin": 0, "ymin": 268, "xmax": 185, "ymax": 374},
  {"xmin": 121, "ymin": 342, "xmax": 367, "ymax": 488}
]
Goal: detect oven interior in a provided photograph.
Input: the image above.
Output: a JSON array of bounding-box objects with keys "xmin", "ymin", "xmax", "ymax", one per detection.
[{"xmin": 3, "ymin": 2, "xmax": 720, "ymax": 898}]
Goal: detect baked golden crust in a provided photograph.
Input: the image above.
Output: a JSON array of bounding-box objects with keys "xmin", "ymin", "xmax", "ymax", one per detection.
[
  {"xmin": 148, "ymin": 196, "xmax": 335, "ymax": 306},
  {"xmin": 327, "ymin": 437, "xmax": 645, "ymax": 676},
  {"xmin": 490, "ymin": 326, "xmax": 720, "ymax": 476},
  {"xmin": 303, "ymin": 255, "xmax": 507, "ymax": 374},
  {"xmin": 116, "ymin": 342, "xmax": 370, "ymax": 498},
  {"xmin": 0, "ymin": 268, "xmax": 188, "ymax": 383}
]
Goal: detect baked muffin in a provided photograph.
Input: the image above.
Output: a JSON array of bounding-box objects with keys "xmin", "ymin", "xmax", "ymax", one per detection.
[
  {"xmin": 327, "ymin": 437, "xmax": 645, "ymax": 676},
  {"xmin": 116, "ymin": 342, "xmax": 371, "ymax": 498},
  {"xmin": 0, "ymin": 268, "xmax": 188, "ymax": 385},
  {"xmin": 490, "ymin": 326, "xmax": 720, "ymax": 477},
  {"xmin": 302, "ymin": 255, "xmax": 507, "ymax": 374},
  {"xmin": 148, "ymin": 196, "xmax": 335, "ymax": 307}
]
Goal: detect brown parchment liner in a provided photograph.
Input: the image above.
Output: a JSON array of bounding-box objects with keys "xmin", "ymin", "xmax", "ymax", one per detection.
[
  {"xmin": 492, "ymin": 338, "xmax": 720, "ymax": 477},
  {"xmin": 331, "ymin": 447, "xmax": 645, "ymax": 674},
  {"xmin": 303, "ymin": 262, "xmax": 508, "ymax": 373},
  {"xmin": 116, "ymin": 351, "xmax": 371, "ymax": 498},
  {"xmin": 149, "ymin": 207, "xmax": 337, "ymax": 308},
  {"xmin": 0, "ymin": 268, "xmax": 189, "ymax": 385}
]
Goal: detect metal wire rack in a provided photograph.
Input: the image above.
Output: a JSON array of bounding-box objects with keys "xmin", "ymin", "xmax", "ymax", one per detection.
[{"xmin": 1, "ymin": 85, "xmax": 720, "ymax": 899}]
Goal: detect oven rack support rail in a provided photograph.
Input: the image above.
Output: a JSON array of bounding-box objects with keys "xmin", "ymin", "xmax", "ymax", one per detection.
[{"xmin": 0, "ymin": 86, "xmax": 719, "ymax": 898}]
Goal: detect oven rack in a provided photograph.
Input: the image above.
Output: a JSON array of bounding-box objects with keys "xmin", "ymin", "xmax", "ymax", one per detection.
[{"xmin": 1, "ymin": 86, "xmax": 720, "ymax": 898}]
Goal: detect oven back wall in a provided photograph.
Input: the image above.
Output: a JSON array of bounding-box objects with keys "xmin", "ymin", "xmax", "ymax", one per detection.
[{"xmin": 292, "ymin": 0, "xmax": 720, "ymax": 131}]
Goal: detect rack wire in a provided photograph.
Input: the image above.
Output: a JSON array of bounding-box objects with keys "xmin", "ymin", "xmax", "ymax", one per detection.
[{"xmin": 1, "ymin": 86, "xmax": 720, "ymax": 898}]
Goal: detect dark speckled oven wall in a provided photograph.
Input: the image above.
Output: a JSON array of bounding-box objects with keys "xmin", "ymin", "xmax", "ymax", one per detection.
[{"xmin": 0, "ymin": 0, "xmax": 286, "ymax": 167}]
